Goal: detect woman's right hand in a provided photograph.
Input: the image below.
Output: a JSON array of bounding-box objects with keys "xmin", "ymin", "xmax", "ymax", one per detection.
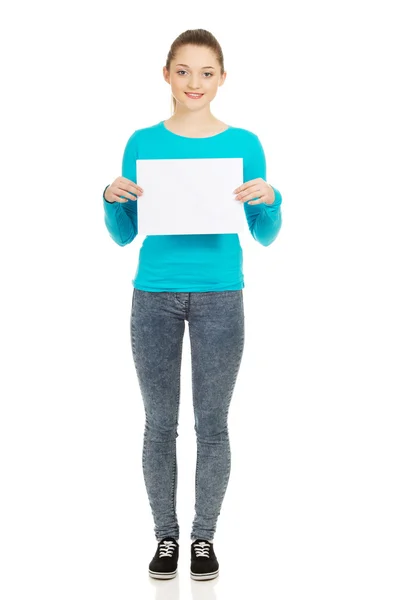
[{"xmin": 104, "ymin": 177, "xmax": 144, "ymax": 203}]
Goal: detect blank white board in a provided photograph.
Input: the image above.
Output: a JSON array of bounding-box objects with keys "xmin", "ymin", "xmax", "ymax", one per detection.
[{"xmin": 136, "ymin": 158, "xmax": 244, "ymax": 235}]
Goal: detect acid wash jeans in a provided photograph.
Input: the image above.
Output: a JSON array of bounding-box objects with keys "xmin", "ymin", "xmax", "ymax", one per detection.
[{"xmin": 130, "ymin": 289, "xmax": 245, "ymax": 543}]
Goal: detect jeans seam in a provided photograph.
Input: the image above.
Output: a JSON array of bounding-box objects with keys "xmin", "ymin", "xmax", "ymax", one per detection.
[{"xmin": 170, "ymin": 324, "xmax": 184, "ymax": 518}]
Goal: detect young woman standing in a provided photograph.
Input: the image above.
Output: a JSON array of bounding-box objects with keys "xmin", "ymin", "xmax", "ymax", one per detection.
[{"xmin": 103, "ymin": 28, "xmax": 283, "ymax": 581}]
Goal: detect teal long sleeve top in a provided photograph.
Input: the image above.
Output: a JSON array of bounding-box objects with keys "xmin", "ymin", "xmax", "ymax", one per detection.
[{"xmin": 103, "ymin": 120, "xmax": 282, "ymax": 292}]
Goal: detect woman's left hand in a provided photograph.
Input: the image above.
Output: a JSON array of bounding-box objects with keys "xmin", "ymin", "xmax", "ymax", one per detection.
[{"xmin": 233, "ymin": 178, "xmax": 275, "ymax": 205}]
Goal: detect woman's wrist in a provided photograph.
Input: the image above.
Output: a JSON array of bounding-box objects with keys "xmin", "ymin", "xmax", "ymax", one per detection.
[{"xmin": 103, "ymin": 185, "xmax": 114, "ymax": 203}]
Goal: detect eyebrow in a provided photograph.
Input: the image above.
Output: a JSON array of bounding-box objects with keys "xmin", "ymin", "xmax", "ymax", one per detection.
[{"xmin": 175, "ymin": 63, "xmax": 216, "ymax": 69}]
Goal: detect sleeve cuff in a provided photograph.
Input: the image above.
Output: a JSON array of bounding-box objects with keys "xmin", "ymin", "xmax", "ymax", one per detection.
[
  {"xmin": 265, "ymin": 185, "xmax": 282, "ymax": 207},
  {"xmin": 103, "ymin": 184, "xmax": 113, "ymax": 203}
]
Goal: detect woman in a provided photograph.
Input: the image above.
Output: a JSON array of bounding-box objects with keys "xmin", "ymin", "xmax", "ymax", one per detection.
[{"xmin": 103, "ymin": 28, "xmax": 283, "ymax": 581}]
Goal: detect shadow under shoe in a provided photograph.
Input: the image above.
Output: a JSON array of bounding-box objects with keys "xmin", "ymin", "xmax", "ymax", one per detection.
[
  {"xmin": 190, "ymin": 539, "xmax": 219, "ymax": 581},
  {"xmin": 148, "ymin": 537, "xmax": 179, "ymax": 580}
]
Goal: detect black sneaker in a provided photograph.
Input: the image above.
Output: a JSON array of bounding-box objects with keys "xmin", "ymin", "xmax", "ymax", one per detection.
[
  {"xmin": 148, "ymin": 537, "xmax": 179, "ymax": 579},
  {"xmin": 190, "ymin": 539, "xmax": 219, "ymax": 581}
]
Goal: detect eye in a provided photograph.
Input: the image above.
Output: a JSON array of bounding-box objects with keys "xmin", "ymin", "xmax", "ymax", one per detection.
[{"xmin": 176, "ymin": 70, "xmax": 213, "ymax": 77}]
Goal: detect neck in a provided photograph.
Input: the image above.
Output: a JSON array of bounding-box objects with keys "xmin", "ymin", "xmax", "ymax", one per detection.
[{"xmin": 169, "ymin": 106, "xmax": 218, "ymax": 127}]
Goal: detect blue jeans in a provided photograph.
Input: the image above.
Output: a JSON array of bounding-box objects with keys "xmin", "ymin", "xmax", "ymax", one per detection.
[{"xmin": 130, "ymin": 289, "xmax": 245, "ymax": 542}]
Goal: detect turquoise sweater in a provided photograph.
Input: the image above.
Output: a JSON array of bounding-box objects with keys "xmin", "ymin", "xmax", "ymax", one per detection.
[{"xmin": 103, "ymin": 121, "xmax": 282, "ymax": 292}]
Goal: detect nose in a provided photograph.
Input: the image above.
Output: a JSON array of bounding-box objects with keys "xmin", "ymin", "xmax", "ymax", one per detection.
[{"xmin": 188, "ymin": 77, "xmax": 201, "ymax": 90}]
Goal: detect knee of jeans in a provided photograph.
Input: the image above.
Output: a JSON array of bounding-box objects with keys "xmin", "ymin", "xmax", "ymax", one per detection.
[
  {"xmin": 194, "ymin": 422, "xmax": 229, "ymax": 442},
  {"xmin": 145, "ymin": 421, "xmax": 178, "ymax": 442}
]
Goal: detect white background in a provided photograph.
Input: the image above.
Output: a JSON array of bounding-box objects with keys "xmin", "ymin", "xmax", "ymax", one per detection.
[{"xmin": 1, "ymin": 0, "xmax": 399, "ymax": 599}]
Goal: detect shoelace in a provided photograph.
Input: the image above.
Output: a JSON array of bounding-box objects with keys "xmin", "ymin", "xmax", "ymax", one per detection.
[
  {"xmin": 193, "ymin": 541, "xmax": 211, "ymax": 558},
  {"xmin": 158, "ymin": 540, "xmax": 177, "ymax": 558}
]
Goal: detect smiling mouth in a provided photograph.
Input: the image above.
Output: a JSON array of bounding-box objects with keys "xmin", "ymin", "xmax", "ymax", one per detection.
[{"xmin": 185, "ymin": 92, "xmax": 204, "ymax": 97}]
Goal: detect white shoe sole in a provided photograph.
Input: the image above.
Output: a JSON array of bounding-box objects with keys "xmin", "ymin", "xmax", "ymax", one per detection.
[
  {"xmin": 190, "ymin": 569, "xmax": 219, "ymax": 581},
  {"xmin": 149, "ymin": 569, "xmax": 177, "ymax": 579}
]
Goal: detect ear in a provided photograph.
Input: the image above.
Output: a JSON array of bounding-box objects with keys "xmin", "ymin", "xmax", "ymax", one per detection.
[
  {"xmin": 163, "ymin": 66, "xmax": 170, "ymax": 84},
  {"xmin": 219, "ymin": 71, "xmax": 227, "ymax": 87}
]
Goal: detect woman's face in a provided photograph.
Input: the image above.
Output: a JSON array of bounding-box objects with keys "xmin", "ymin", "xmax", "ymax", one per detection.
[{"xmin": 163, "ymin": 44, "xmax": 226, "ymax": 110}]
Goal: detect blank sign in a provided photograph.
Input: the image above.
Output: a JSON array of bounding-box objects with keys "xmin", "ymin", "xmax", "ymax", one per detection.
[{"xmin": 136, "ymin": 158, "xmax": 244, "ymax": 235}]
